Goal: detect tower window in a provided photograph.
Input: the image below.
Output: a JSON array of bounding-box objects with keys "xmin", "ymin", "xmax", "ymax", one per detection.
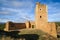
[
  {"xmin": 40, "ymin": 9, "xmax": 41, "ymax": 10},
  {"xmin": 40, "ymin": 16, "xmax": 42, "ymax": 18},
  {"xmin": 32, "ymin": 25, "xmax": 34, "ymax": 28}
]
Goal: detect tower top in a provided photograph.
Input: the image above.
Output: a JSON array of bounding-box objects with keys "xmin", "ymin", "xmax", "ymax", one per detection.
[
  {"xmin": 36, "ymin": 2, "xmax": 46, "ymax": 6},
  {"xmin": 36, "ymin": 2, "xmax": 40, "ymax": 4}
]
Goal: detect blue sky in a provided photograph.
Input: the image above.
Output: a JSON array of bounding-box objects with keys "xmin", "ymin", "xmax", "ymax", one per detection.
[{"xmin": 0, "ymin": 0, "xmax": 60, "ymax": 23}]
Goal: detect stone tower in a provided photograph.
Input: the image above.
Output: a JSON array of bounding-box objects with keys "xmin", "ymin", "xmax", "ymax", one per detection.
[
  {"xmin": 35, "ymin": 2, "xmax": 57, "ymax": 38},
  {"xmin": 35, "ymin": 2, "xmax": 48, "ymax": 31}
]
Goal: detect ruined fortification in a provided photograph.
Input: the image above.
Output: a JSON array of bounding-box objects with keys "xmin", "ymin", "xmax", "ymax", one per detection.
[
  {"xmin": 35, "ymin": 2, "xmax": 57, "ymax": 37},
  {"xmin": 4, "ymin": 2, "xmax": 57, "ymax": 38}
]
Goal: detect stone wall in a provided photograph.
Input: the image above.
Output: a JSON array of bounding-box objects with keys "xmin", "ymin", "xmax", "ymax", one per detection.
[
  {"xmin": 25, "ymin": 21, "xmax": 35, "ymax": 29},
  {"xmin": 9, "ymin": 23, "xmax": 26, "ymax": 30},
  {"xmin": 4, "ymin": 21, "xmax": 35, "ymax": 31},
  {"xmin": 25, "ymin": 21, "xmax": 31, "ymax": 28},
  {"xmin": 4, "ymin": 21, "xmax": 26, "ymax": 31},
  {"xmin": 48, "ymin": 22, "xmax": 57, "ymax": 37}
]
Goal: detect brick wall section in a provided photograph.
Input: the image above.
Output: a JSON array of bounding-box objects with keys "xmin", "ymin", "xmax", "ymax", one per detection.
[
  {"xmin": 4, "ymin": 22, "xmax": 26, "ymax": 31},
  {"xmin": 4, "ymin": 21, "xmax": 35, "ymax": 31},
  {"xmin": 9, "ymin": 23, "xmax": 26, "ymax": 30}
]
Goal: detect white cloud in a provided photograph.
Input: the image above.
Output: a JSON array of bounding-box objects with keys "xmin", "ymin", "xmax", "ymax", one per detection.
[
  {"xmin": 0, "ymin": 7, "xmax": 34, "ymax": 22},
  {"xmin": 0, "ymin": 18, "xmax": 11, "ymax": 22},
  {"xmin": 0, "ymin": 11, "xmax": 9, "ymax": 14},
  {"xmin": 1, "ymin": 0, "xmax": 34, "ymax": 9},
  {"xmin": 0, "ymin": 0, "xmax": 35, "ymax": 22}
]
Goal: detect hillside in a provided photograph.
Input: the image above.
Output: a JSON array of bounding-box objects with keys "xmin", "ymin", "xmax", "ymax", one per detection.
[
  {"xmin": 0, "ymin": 29, "xmax": 57, "ymax": 40},
  {"xmin": 55, "ymin": 22, "xmax": 60, "ymax": 26},
  {"xmin": 0, "ymin": 23, "xmax": 5, "ymax": 30}
]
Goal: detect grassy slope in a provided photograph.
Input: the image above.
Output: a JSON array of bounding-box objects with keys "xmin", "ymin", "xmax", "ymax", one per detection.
[
  {"xmin": 0, "ymin": 29, "xmax": 57, "ymax": 40},
  {"xmin": 55, "ymin": 22, "xmax": 60, "ymax": 26},
  {"xmin": 18, "ymin": 29, "xmax": 57, "ymax": 40},
  {"xmin": 0, "ymin": 23, "xmax": 5, "ymax": 30},
  {"xmin": 19, "ymin": 29, "xmax": 45, "ymax": 40}
]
